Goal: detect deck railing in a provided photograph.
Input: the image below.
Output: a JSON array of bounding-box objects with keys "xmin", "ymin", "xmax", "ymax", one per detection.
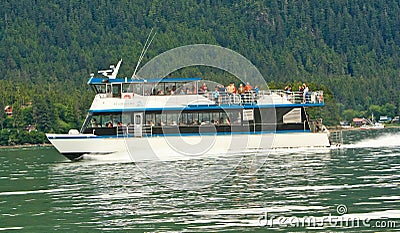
[
  {"xmin": 116, "ymin": 125, "xmax": 153, "ymax": 137},
  {"xmin": 268, "ymin": 90, "xmax": 324, "ymax": 104},
  {"xmin": 203, "ymin": 90, "xmax": 324, "ymax": 105},
  {"xmin": 96, "ymin": 88, "xmax": 324, "ymax": 106}
]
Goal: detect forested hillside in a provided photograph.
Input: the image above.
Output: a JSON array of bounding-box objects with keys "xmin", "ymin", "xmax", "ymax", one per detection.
[{"xmin": 1, "ymin": 0, "xmax": 400, "ymax": 144}]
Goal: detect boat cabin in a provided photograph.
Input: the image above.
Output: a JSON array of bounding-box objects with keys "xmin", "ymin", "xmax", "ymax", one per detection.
[{"xmin": 88, "ymin": 77, "xmax": 202, "ymax": 99}]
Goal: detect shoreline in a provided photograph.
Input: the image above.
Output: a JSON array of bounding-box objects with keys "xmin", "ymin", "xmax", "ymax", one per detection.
[{"xmin": 0, "ymin": 143, "xmax": 53, "ymax": 149}]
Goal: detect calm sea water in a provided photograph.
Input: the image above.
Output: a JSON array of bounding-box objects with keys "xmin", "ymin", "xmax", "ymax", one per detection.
[{"xmin": 0, "ymin": 129, "xmax": 399, "ymax": 232}]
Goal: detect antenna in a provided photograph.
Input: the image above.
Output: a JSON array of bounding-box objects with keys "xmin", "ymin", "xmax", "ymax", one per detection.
[{"xmin": 131, "ymin": 29, "xmax": 157, "ymax": 79}]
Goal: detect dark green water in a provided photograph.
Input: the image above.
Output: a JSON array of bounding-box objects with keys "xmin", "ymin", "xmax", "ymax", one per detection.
[{"xmin": 0, "ymin": 129, "xmax": 399, "ymax": 232}]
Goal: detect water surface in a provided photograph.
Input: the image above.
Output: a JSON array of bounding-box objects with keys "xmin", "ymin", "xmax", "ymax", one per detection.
[{"xmin": 0, "ymin": 129, "xmax": 399, "ymax": 232}]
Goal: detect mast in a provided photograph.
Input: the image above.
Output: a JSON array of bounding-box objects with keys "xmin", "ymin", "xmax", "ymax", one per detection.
[{"xmin": 131, "ymin": 29, "xmax": 157, "ymax": 79}]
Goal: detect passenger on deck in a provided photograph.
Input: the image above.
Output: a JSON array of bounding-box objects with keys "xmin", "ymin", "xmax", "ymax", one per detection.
[
  {"xmin": 106, "ymin": 122, "xmax": 113, "ymax": 128},
  {"xmin": 244, "ymin": 82, "xmax": 252, "ymax": 92},
  {"xmin": 298, "ymin": 85, "xmax": 304, "ymax": 102},
  {"xmin": 226, "ymin": 82, "xmax": 235, "ymax": 95},
  {"xmin": 254, "ymin": 85, "xmax": 259, "ymax": 94},
  {"xmin": 303, "ymin": 83, "xmax": 309, "ymax": 103},
  {"xmin": 238, "ymin": 84, "xmax": 245, "ymax": 94},
  {"xmin": 284, "ymin": 85, "xmax": 292, "ymax": 101},
  {"xmin": 238, "ymin": 84, "xmax": 245, "ymax": 102},
  {"xmin": 285, "ymin": 85, "xmax": 292, "ymax": 93},
  {"xmin": 213, "ymin": 86, "xmax": 220, "ymax": 104},
  {"xmin": 199, "ymin": 83, "xmax": 208, "ymax": 94},
  {"xmin": 244, "ymin": 82, "xmax": 253, "ymax": 103},
  {"xmin": 228, "ymin": 82, "xmax": 236, "ymax": 102}
]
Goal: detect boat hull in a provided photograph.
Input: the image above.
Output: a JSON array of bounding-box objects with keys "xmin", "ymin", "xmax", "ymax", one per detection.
[{"xmin": 46, "ymin": 132, "xmax": 331, "ymax": 161}]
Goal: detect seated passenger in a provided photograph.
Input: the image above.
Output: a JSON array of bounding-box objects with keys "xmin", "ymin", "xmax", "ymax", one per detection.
[{"xmin": 199, "ymin": 83, "xmax": 208, "ymax": 94}]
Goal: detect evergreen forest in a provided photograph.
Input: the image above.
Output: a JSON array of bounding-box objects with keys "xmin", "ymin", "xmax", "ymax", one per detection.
[{"xmin": 0, "ymin": 0, "xmax": 399, "ymax": 145}]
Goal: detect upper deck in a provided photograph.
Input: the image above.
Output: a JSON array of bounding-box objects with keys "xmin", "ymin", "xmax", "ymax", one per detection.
[{"xmin": 87, "ymin": 77, "xmax": 324, "ymax": 112}]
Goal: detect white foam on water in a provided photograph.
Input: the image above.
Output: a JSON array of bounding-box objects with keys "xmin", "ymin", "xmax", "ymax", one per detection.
[
  {"xmin": 344, "ymin": 132, "xmax": 400, "ymax": 149},
  {"xmin": 82, "ymin": 151, "xmax": 133, "ymax": 162}
]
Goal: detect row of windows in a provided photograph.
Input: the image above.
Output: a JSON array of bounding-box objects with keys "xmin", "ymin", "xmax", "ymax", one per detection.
[
  {"xmin": 89, "ymin": 111, "xmax": 244, "ymax": 128},
  {"xmin": 144, "ymin": 111, "xmax": 241, "ymax": 126},
  {"xmin": 93, "ymin": 82, "xmax": 198, "ymax": 96}
]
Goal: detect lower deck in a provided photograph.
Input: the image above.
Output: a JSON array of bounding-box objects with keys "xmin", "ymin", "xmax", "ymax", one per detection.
[{"xmin": 81, "ymin": 106, "xmax": 312, "ymax": 137}]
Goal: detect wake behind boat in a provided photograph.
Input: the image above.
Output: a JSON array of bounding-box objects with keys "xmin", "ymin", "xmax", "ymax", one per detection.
[{"xmin": 46, "ymin": 60, "xmax": 334, "ymax": 161}]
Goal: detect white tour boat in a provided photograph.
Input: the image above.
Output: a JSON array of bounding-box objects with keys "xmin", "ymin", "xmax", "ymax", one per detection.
[{"xmin": 46, "ymin": 61, "xmax": 332, "ymax": 161}]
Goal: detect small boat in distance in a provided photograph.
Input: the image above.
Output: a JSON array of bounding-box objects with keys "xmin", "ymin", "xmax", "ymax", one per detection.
[
  {"xmin": 46, "ymin": 60, "xmax": 335, "ymax": 161},
  {"xmin": 360, "ymin": 113, "xmax": 385, "ymax": 130}
]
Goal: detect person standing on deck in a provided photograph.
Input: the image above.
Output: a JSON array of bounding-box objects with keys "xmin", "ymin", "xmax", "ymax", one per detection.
[
  {"xmin": 303, "ymin": 83, "xmax": 309, "ymax": 103},
  {"xmin": 244, "ymin": 82, "xmax": 252, "ymax": 103}
]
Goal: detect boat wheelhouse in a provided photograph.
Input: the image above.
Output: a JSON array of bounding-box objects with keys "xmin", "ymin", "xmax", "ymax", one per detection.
[{"xmin": 47, "ymin": 65, "xmax": 331, "ymax": 161}]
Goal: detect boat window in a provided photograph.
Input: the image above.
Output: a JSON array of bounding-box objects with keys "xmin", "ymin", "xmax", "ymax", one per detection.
[
  {"xmin": 155, "ymin": 113, "xmax": 167, "ymax": 126},
  {"xmin": 227, "ymin": 110, "xmax": 241, "ymax": 125},
  {"xmin": 166, "ymin": 113, "xmax": 179, "ymax": 125},
  {"xmin": 145, "ymin": 113, "xmax": 156, "ymax": 126},
  {"xmin": 212, "ymin": 112, "xmax": 220, "ymax": 124},
  {"xmin": 178, "ymin": 82, "xmax": 197, "ymax": 95},
  {"xmin": 135, "ymin": 114, "xmax": 142, "ymax": 125},
  {"xmin": 143, "ymin": 110, "xmax": 235, "ymax": 127},
  {"xmin": 112, "ymin": 84, "xmax": 121, "ymax": 98},
  {"xmin": 94, "ymin": 113, "xmax": 122, "ymax": 127},
  {"xmin": 143, "ymin": 83, "xmax": 157, "ymax": 96},
  {"xmin": 90, "ymin": 116, "xmax": 99, "ymax": 127},
  {"xmin": 93, "ymin": 84, "xmax": 107, "ymax": 94},
  {"xmin": 283, "ymin": 108, "xmax": 302, "ymax": 123},
  {"xmin": 122, "ymin": 83, "xmax": 142, "ymax": 95},
  {"xmin": 178, "ymin": 112, "xmax": 193, "ymax": 125},
  {"xmin": 122, "ymin": 83, "xmax": 134, "ymax": 93},
  {"xmin": 164, "ymin": 83, "xmax": 177, "ymax": 95},
  {"xmin": 122, "ymin": 113, "xmax": 131, "ymax": 125},
  {"xmin": 199, "ymin": 112, "xmax": 211, "ymax": 124}
]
